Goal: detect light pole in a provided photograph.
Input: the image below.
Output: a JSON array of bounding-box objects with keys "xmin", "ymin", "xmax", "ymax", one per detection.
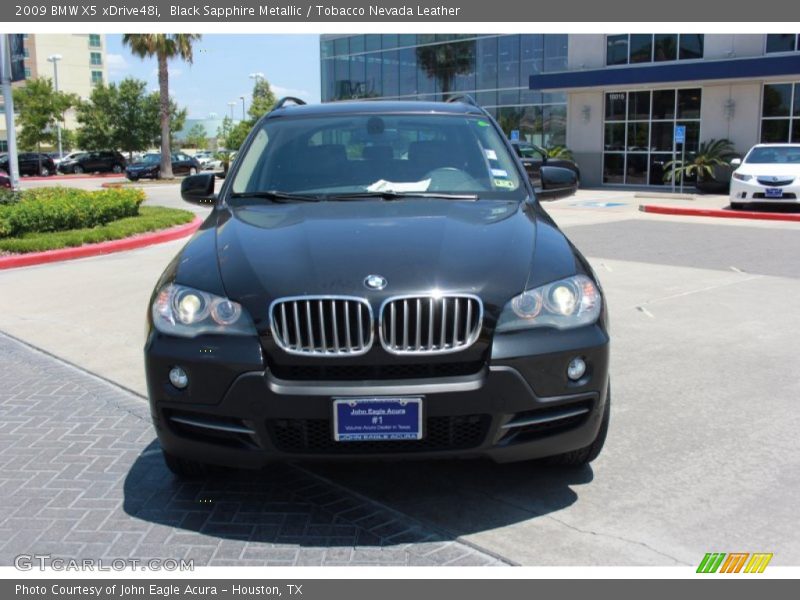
[
  {"xmin": 47, "ymin": 54, "xmax": 63, "ymax": 157},
  {"xmin": 240, "ymin": 96, "xmax": 246, "ymax": 121},
  {"xmin": 227, "ymin": 101, "xmax": 236, "ymax": 120},
  {"xmin": 248, "ymin": 72, "xmax": 264, "ymax": 83}
]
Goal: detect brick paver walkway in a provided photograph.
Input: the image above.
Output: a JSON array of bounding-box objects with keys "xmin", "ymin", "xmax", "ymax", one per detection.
[{"xmin": 0, "ymin": 333, "xmax": 506, "ymax": 566}]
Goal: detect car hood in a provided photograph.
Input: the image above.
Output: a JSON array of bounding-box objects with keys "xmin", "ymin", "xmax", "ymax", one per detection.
[
  {"xmin": 737, "ymin": 164, "xmax": 800, "ymax": 177},
  {"xmin": 215, "ymin": 199, "xmax": 538, "ymax": 322}
]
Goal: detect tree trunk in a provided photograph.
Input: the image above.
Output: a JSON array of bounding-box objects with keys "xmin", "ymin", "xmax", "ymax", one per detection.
[{"xmin": 158, "ymin": 52, "xmax": 173, "ymax": 179}]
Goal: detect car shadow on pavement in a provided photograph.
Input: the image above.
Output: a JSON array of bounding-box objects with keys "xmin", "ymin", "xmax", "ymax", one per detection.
[{"xmin": 123, "ymin": 440, "xmax": 590, "ymax": 547}]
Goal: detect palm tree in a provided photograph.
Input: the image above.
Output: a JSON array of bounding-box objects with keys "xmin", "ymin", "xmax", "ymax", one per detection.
[
  {"xmin": 416, "ymin": 40, "xmax": 475, "ymax": 99},
  {"xmin": 663, "ymin": 138, "xmax": 737, "ymax": 186},
  {"xmin": 123, "ymin": 34, "xmax": 201, "ymax": 179}
]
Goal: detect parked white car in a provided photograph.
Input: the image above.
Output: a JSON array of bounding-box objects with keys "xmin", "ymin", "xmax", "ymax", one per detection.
[{"xmin": 729, "ymin": 144, "xmax": 800, "ymax": 209}]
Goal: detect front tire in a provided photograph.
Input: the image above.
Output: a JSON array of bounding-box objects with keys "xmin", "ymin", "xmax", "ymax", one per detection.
[
  {"xmin": 39, "ymin": 166, "xmax": 51, "ymax": 176},
  {"xmin": 189, "ymin": 167, "xmax": 198, "ymax": 176},
  {"xmin": 111, "ymin": 164, "xmax": 123, "ymax": 174},
  {"xmin": 73, "ymin": 165, "xmax": 84, "ymax": 174},
  {"xmin": 162, "ymin": 450, "xmax": 210, "ymax": 479},
  {"xmin": 730, "ymin": 201, "xmax": 745, "ymax": 210},
  {"xmin": 543, "ymin": 386, "xmax": 610, "ymax": 467}
]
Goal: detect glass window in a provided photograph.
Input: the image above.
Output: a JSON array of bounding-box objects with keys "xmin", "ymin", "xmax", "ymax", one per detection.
[
  {"xmin": 398, "ymin": 34, "xmax": 416, "ymax": 48},
  {"xmin": 766, "ymin": 34, "xmax": 797, "ymax": 53},
  {"xmin": 604, "ymin": 123, "xmax": 626, "ymax": 151},
  {"xmin": 382, "ymin": 35, "xmax": 399, "ymax": 50},
  {"xmin": 365, "ymin": 55, "xmax": 382, "ymax": 98},
  {"xmin": 763, "ymin": 84, "xmax": 792, "ymax": 117},
  {"xmin": 398, "ymin": 48, "xmax": 417, "ymax": 96},
  {"xmin": 91, "ymin": 71, "xmax": 103, "ymax": 85},
  {"xmin": 654, "ymin": 34, "xmax": 678, "ymax": 62},
  {"xmin": 498, "ymin": 89, "xmax": 520, "ymax": 106},
  {"xmin": 321, "ymin": 39, "xmax": 334, "ymax": 59},
  {"xmin": 381, "ymin": 50, "xmax": 399, "ymax": 97},
  {"xmin": 679, "ymin": 34, "xmax": 704, "ymax": 60},
  {"xmin": 792, "ymin": 122, "xmax": 800, "ymax": 144},
  {"xmin": 349, "ymin": 35, "xmax": 365, "ymax": 55},
  {"xmin": 603, "ymin": 154, "xmax": 625, "ymax": 184},
  {"xmin": 520, "ymin": 35, "xmax": 544, "ymax": 79},
  {"xmin": 627, "ymin": 122, "xmax": 650, "ymax": 151},
  {"xmin": 321, "ymin": 58, "xmax": 335, "ymax": 101},
  {"xmin": 677, "ymin": 88, "xmax": 702, "ymax": 119},
  {"xmin": 761, "ymin": 120, "xmax": 790, "ymax": 143},
  {"xmin": 629, "ymin": 34, "xmax": 653, "ymax": 63},
  {"xmin": 23, "ymin": 47, "xmax": 29, "ymax": 58},
  {"xmin": 628, "ymin": 91, "xmax": 651, "ymax": 121},
  {"xmin": 477, "ymin": 36, "xmax": 498, "ymax": 90},
  {"xmin": 231, "ymin": 114, "xmax": 525, "ymax": 198},
  {"xmin": 349, "ymin": 55, "xmax": 366, "ymax": 97},
  {"xmin": 795, "ymin": 83, "xmax": 800, "ymax": 116},
  {"xmin": 365, "ymin": 35, "xmax": 382, "ymax": 52},
  {"xmin": 498, "ymin": 35, "xmax": 520, "ymax": 88},
  {"xmin": 605, "ymin": 92, "xmax": 627, "ymax": 121},
  {"xmin": 625, "ymin": 154, "xmax": 648, "ymax": 185},
  {"xmin": 24, "ymin": 67, "xmax": 31, "ymax": 78},
  {"xmin": 652, "ymin": 89, "xmax": 676, "ymax": 119},
  {"xmin": 650, "ymin": 122, "xmax": 674, "ymax": 151},
  {"xmin": 543, "ymin": 35, "xmax": 567, "ymax": 72},
  {"xmin": 334, "ymin": 56, "xmax": 350, "ymax": 99},
  {"xmin": 90, "ymin": 52, "xmax": 102, "ymax": 66},
  {"xmin": 334, "ymin": 37, "xmax": 349, "ymax": 57},
  {"xmin": 607, "ymin": 35, "xmax": 628, "ymax": 66},
  {"xmin": 88, "ymin": 34, "xmax": 101, "ymax": 48}
]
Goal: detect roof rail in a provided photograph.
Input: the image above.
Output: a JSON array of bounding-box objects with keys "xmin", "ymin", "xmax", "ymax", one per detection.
[
  {"xmin": 272, "ymin": 96, "xmax": 307, "ymax": 110},
  {"xmin": 445, "ymin": 94, "xmax": 479, "ymax": 108}
]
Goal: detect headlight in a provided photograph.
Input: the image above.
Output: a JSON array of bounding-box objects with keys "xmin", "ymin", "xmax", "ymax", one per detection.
[
  {"xmin": 732, "ymin": 172, "xmax": 752, "ymax": 181},
  {"xmin": 151, "ymin": 283, "xmax": 255, "ymax": 337},
  {"xmin": 496, "ymin": 275, "xmax": 601, "ymax": 332}
]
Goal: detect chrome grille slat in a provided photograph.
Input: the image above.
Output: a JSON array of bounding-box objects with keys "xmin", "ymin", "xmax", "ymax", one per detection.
[
  {"xmin": 380, "ymin": 294, "xmax": 482, "ymax": 355},
  {"xmin": 270, "ymin": 296, "xmax": 373, "ymax": 356}
]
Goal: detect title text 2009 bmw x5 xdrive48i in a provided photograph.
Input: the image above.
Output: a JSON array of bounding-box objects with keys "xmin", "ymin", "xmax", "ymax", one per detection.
[{"xmin": 144, "ymin": 97, "xmax": 610, "ymax": 478}]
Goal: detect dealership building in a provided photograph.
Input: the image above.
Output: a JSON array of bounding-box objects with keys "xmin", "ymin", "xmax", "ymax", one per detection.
[{"xmin": 320, "ymin": 34, "xmax": 800, "ymax": 186}]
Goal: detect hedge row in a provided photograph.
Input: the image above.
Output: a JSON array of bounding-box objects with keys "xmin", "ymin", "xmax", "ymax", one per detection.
[{"xmin": 0, "ymin": 187, "xmax": 145, "ymax": 238}]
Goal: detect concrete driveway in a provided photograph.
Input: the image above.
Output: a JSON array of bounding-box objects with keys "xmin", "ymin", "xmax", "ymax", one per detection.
[{"xmin": 1, "ymin": 181, "xmax": 798, "ymax": 566}]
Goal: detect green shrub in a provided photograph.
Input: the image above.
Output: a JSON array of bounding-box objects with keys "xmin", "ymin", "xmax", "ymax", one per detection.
[
  {"xmin": 0, "ymin": 187, "xmax": 145, "ymax": 238},
  {"xmin": 0, "ymin": 206, "xmax": 194, "ymax": 253},
  {"xmin": 0, "ymin": 189, "xmax": 21, "ymax": 206}
]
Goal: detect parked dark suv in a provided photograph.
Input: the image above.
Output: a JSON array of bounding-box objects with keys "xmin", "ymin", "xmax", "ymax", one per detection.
[
  {"xmin": 57, "ymin": 150, "xmax": 127, "ymax": 174},
  {"xmin": 144, "ymin": 97, "xmax": 607, "ymax": 478},
  {"xmin": 0, "ymin": 152, "xmax": 56, "ymax": 177},
  {"xmin": 125, "ymin": 152, "xmax": 201, "ymax": 180}
]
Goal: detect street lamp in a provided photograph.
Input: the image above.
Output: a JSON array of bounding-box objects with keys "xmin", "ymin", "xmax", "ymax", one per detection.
[
  {"xmin": 227, "ymin": 101, "xmax": 236, "ymax": 120},
  {"xmin": 47, "ymin": 54, "xmax": 63, "ymax": 157},
  {"xmin": 248, "ymin": 72, "xmax": 264, "ymax": 82},
  {"xmin": 240, "ymin": 95, "xmax": 246, "ymax": 121}
]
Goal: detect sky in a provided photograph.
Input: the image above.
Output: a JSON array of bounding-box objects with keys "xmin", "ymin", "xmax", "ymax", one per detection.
[{"xmin": 105, "ymin": 34, "xmax": 321, "ymax": 119}]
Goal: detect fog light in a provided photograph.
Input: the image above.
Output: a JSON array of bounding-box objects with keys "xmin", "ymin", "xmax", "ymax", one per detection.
[
  {"xmin": 169, "ymin": 366, "xmax": 189, "ymax": 389},
  {"xmin": 567, "ymin": 357, "xmax": 587, "ymax": 381}
]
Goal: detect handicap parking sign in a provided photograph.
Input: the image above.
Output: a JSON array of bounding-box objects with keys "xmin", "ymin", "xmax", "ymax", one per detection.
[{"xmin": 674, "ymin": 125, "xmax": 686, "ymax": 144}]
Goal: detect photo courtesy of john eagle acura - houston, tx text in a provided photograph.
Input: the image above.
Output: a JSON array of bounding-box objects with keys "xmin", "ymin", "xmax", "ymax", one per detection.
[{"xmin": 144, "ymin": 96, "xmax": 609, "ymax": 478}]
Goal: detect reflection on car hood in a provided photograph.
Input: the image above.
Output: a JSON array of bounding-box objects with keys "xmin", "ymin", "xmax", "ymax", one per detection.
[{"xmin": 215, "ymin": 199, "xmax": 538, "ymax": 318}]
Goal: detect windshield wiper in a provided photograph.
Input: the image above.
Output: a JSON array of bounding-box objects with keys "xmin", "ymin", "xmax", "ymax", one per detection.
[
  {"xmin": 325, "ymin": 191, "xmax": 478, "ymax": 201},
  {"xmin": 230, "ymin": 190, "xmax": 321, "ymax": 203}
]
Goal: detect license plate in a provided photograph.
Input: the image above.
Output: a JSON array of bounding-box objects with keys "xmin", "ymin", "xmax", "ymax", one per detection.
[
  {"xmin": 333, "ymin": 397, "xmax": 423, "ymax": 442},
  {"xmin": 765, "ymin": 188, "xmax": 784, "ymax": 198}
]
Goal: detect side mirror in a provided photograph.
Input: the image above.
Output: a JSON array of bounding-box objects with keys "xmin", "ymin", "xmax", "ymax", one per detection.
[
  {"xmin": 730, "ymin": 158, "xmax": 742, "ymax": 167},
  {"xmin": 538, "ymin": 166, "xmax": 578, "ymax": 200},
  {"xmin": 181, "ymin": 173, "xmax": 216, "ymax": 205}
]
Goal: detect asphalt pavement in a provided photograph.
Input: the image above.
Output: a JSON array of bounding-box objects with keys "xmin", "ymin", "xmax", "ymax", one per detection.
[{"xmin": 1, "ymin": 179, "xmax": 798, "ymax": 566}]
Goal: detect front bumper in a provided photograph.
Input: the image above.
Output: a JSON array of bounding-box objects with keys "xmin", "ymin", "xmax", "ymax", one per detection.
[
  {"xmin": 730, "ymin": 178, "xmax": 800, "ymax": 204},
  {"xmin": 145, "ymin": 325, "xmax": 610, "ymax": 467}
]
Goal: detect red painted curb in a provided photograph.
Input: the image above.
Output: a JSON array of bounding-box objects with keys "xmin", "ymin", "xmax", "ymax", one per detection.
[
  {"xmin": 639, "ymin": 204, "xmax": 800, "ymax": 222},
  {"xmin": 0, "ymin": 216, "xmax": 203, "ymax": 270}
]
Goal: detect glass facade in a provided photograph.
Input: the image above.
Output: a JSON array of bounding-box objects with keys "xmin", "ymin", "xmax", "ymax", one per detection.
[
  {"xmin": 321, "ymin": 34, "xmax": 568, "ymax": 146},
  {"xmin": 761, "ymin": 83, "xmax": 800, "ymax": 143},
  {"xmin": 765, "ymin": 34, "xmax": 800, "ymax": 53},
  {"xmin": 606, "ymin": 34, "xmax": 704, "ymax": 66},
  {"xmin": 603, "ymin": 88, "xmax": 702, "ymax": 185}
]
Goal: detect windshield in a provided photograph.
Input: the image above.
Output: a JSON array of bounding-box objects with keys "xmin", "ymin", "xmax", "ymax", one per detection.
[
  {"xmin": 231, "ymin": 113, "xmax": 525, "ymax": 200},
  {"xmin": 140, "ymin": 154, "xmax": 160, "ymax": 164},
  {"xmin": 745, "ymin": 146, "xmax": 800, "ymax": 164}
]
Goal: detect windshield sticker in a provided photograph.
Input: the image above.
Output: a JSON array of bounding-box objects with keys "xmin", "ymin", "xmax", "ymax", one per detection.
[
  {"xmin": 476, "ymin": 120, "xmax": 490, "ymax": 127},
  {"xmin": 494, "ymin": 178, "xmax": 515, "ymax": 189},
  {"xmin": 491, "ymin": 168, "xmax": 508, "ymax": 178},
  {"xmin": 484, "ymin": 149, "xmax": 498, "ymax": 160}
]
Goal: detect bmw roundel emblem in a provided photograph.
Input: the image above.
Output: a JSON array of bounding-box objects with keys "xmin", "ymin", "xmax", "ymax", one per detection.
[{"xmin": 364, "ymin": 274, "xmax": 387, "ymax": 290}]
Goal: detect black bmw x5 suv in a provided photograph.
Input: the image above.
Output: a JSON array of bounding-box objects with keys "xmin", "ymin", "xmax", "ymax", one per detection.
[{"xmin": 144, "ymin": 97, "xmax": 610, "ymax": 477}]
